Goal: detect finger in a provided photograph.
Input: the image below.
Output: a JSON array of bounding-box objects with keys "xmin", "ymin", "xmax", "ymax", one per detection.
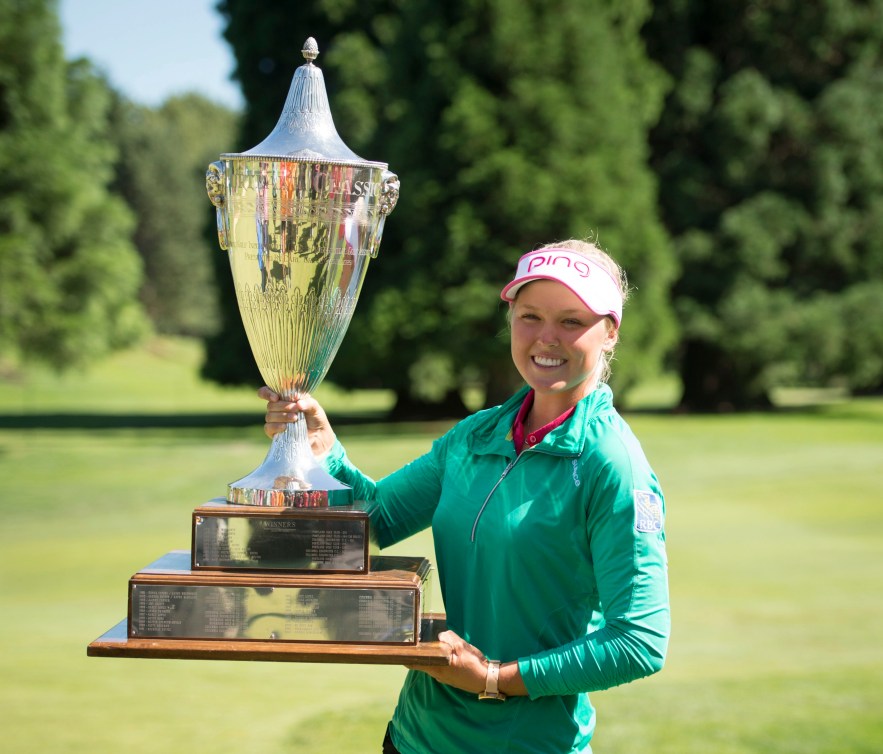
[
  {"xmin": 293, "ymin": 396, "xmax": 332, "ymax": 430},
  {"xmin": 263, "ymin": 421, "xmax": 288, "ymax": 438},
  {"xmin": 265, "ymin": 404, "xmax": 301, "ymax": 419},
  {"xmin": 436, "ymin": 631, "xmax": 461, "ymax": 661},
  {"xmin": 264, "ymin": 414, "xmax": 296, "ymax": 432},
  {"xmin": 437, "ymin": 630, "xmax": 461, "ymax": 647},
  {"xmin": 257, "ymin": 385, "xmax": 280, "ymax": 401},
  {"xmin": 292, "ymin": 394, "xmax": 319, "ymax": 414}
]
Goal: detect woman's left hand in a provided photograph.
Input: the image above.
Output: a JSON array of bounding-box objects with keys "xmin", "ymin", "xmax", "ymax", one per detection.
[{"xmin": 406, "ymin": 630, "xmax": 489, "ymax": 694}]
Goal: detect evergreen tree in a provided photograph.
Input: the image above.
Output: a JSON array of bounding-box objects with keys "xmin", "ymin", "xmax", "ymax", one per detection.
[
  {"xmin": 211, "ymin": 0, "xmax": 677, "ymax": 413},
  {"xmin": 645, "ymin": 0, "xmax": 883, "ymax": 409},
  {"xmin": 111, "ymin": 94, "xmax": 239, "ymax": 337},
  {"xmin": 0, "ymin": 0, "xmax": 147, "ymax": 370}
]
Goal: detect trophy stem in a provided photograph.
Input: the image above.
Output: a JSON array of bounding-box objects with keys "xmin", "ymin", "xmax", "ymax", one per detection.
[{"xmin": 227, "ymin": 414, "xmax": 353, "ymax": 507}]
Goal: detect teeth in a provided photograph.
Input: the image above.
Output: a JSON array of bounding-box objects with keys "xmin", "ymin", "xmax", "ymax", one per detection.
[{"xmin": 534, "ymin": 356, "xmax": 564, "ymax": 367}]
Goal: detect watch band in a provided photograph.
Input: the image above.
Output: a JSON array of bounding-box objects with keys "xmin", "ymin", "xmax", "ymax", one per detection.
[{"xmin": 478, "ymin": 659, "xmax": 507, "ymax": 701}]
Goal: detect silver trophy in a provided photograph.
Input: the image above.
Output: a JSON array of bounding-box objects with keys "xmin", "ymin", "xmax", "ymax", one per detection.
[{"xmin": 206, "ymin": 38, "xmax": 399, "ymax": 507}]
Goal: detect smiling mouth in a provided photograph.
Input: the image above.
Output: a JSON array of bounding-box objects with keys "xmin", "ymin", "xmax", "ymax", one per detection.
[{"xmin": 533, "ymin": 355, "xmax": 565, "ymax": 368}]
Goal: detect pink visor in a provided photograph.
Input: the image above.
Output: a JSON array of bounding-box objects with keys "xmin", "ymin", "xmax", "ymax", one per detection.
[{"xmin": 500, "ymin": 248, "xmax": 623, "ymax": 327}]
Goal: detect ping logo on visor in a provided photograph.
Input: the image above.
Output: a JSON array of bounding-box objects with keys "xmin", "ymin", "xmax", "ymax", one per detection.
[{"xmin": 500, "ymin": 249, "xmax": 623, "ymax": 326}]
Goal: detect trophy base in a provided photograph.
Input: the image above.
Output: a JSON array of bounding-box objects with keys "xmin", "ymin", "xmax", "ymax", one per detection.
[
  {"xmin": 88, "ymin": 614, "xmax": 450, "ymax": 666},
  {"xmin": 127, "ymin": 550, "xmax": 430, "ymax": 645},
  {"xmin": 192, "ymin": 501, "xmax": 373, "ymax": 573}
]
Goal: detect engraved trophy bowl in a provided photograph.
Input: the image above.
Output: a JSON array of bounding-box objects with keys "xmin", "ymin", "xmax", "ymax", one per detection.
[{"xmin": 206, "ymin": 38, "xmax": 399, "ymax": 507}]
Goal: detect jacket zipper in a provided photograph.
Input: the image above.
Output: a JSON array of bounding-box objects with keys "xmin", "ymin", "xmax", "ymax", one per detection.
[{"xmin": 470, "ymin": 453, "xmax": 524, "ymax": 542}]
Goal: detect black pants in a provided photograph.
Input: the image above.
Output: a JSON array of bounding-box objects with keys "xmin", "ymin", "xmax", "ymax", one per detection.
[{"xmin": 382, "ymin": 723, "xmax": 401, "ymax": 754}]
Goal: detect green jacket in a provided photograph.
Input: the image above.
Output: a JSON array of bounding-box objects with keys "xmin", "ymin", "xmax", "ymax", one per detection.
[{"xmin": 323, "ymin": 384, "xmax": 669, "ymax": 753}]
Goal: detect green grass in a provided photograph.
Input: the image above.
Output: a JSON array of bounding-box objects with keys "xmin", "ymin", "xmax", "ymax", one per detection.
[{"xmin": 1, "ymin": 338, "xmax": 881, "ymax": 753}]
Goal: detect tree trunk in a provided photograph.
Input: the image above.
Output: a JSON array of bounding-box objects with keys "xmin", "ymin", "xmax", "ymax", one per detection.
[
  {"xmin": 390, "ymin": 388, "xmax": 470, "ymax": 421},
  {"xmin": 482, "ymin": 357, "xmax": 524, "ymax": 410},
  {"xmin": 678, "ymin": 340, "xmax": 773, "ymax": 413}
]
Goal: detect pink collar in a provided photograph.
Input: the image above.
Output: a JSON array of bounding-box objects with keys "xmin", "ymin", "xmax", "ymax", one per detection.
[{"xmin": 512, "ymin": 390, "xmax": 576, "ymax": 453}]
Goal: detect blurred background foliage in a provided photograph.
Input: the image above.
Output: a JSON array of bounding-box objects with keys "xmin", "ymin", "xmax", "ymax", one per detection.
[
  {"xmin": 1, "ymin": 0, "xmax": 881, "ymax": 413},
  {"xmin": 111, "ymin": 93, "xmax": 238, "ymax": 337},
  {"xmin": 645, "ymin": 0, "xmax": 883, "ymax": 409},
  {"xmin": 0, "ymin": 0, "xmax": 148, "ymax": 370},
  {"xmin": 208, "ymin": 0, "xmax": 678, "ymax": 414}
]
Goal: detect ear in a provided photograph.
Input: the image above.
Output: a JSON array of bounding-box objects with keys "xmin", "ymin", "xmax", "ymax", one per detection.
[{"xmin": 602, "ymin": 322, "xmax": 619, "ymax": 352}]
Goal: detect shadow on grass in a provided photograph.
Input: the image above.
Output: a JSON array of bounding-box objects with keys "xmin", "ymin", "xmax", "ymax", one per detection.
[
  {"xmin": 282, "ymin": 703, "xmax": 392, "ymax": 754},
  {"xmin": 0, "ymin": 413, "xmax": 260, "ymax": 430},
  {"xmin": 0, "ymin": 410, "xmax": 447, "ymax": 432},
  {"xmin": 2, "ymin": 398, "xmax": 878, "ymax": 432}
]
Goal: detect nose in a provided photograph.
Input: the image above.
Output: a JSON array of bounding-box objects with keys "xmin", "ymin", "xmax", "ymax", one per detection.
[{"xmin": 538, "ymin": 323, "xmax": 559, "ymax": 347}]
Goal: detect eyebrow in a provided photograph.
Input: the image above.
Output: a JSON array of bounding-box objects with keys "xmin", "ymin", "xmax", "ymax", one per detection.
[{"xmin": 517, "ymin": 303, "xmax": 590, "ymax": 317}]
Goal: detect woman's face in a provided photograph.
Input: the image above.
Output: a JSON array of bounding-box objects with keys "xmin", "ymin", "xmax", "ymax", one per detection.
[{"xmin": 510, "ymin": 280, "xmax": 618, "ymax": 407}]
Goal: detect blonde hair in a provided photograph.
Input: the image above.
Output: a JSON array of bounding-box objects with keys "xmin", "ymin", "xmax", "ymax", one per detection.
[{"xmin": 523, "ymin": 238, "xmax": 628, "ymax": 384}]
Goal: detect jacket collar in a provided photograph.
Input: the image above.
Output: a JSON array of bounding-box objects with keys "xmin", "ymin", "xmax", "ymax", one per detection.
[{"xmin": 467, "ymin": 383, "xmax": 616, "ymax": 458}]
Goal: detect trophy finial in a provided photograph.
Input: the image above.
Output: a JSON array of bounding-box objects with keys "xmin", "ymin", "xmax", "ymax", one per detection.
[
  {"xmin": 301, "ymin": 37, "xmax": 319, "ymax": 63},
  {"xmin": 240, "ymin": 33, "xmax": 374, "ymax": 163}
]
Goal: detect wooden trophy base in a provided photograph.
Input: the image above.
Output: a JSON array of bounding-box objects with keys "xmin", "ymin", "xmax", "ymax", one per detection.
[
  {"xmin": 87, "ymin": 613, "xmax": 450, "ymax": 666},
  {"xmin": 89, "ymin": 498, "xmax": 451, "ymax": 666}
]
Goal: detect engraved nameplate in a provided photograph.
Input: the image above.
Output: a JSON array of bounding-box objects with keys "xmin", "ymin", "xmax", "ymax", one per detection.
[
  {"xmin": 128, "ymin": 551, "xmax": 430, "ymax": 646},
  {"xmin": 192, "ymin": 502, "xmax": 370, "ymax": 573}
]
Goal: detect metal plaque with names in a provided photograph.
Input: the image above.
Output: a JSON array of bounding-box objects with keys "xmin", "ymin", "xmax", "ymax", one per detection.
[
  {"xmin": 128, "ymin": 551, "xmax": 430, "ymax": 645},
  {"xmin": 191, "ymin": 501, "xmax": 371, "ymax": 573}
]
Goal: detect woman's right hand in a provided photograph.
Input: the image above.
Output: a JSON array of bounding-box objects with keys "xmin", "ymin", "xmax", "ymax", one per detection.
[{"xmin": 258, "ymin": 387, "xmax": 337, "ymax": 457}]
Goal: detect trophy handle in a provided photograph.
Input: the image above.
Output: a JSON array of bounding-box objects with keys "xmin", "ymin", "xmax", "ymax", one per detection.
[
  {"xmin": 206, "ymin": 160, "xmax": 229, "ymax": 250},
  {"xmin": 379, "ymin": 170, "xmax": 400, "ymax": 216}
]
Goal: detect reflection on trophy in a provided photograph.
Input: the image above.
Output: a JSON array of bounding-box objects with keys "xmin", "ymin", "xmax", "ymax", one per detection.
[{"xmin": 206, "ymin": 37, "xmax": 399, "ymax": 507}]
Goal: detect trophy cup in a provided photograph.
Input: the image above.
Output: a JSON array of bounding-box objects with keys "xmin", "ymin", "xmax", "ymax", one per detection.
[
  {"xmin": 205, "ymin": 36, "xmax": 399, "ymax": 508},
  {"xmin": 87, "ymin": 38, "xmax": 447, "ymax": 663}
]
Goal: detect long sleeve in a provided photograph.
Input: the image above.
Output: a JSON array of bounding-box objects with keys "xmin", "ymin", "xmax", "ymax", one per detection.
[
  {"xmin": 518, "ymin": 434, "xmax": 670, "ymax": 696},
  {"xmin": 322, "ymin": 434, "xmax": 448, "ymax": 548}
]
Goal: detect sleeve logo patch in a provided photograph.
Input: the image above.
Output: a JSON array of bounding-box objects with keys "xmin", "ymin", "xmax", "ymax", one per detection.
[{"xmin": 634, "ymin": 490, "xmax": 663, "ymax": 533}]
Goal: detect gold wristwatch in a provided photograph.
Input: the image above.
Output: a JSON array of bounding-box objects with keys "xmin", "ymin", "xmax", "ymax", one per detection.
[{"xmin": 478, "ymin": 659, "xmax": 507, "ymax": 701}]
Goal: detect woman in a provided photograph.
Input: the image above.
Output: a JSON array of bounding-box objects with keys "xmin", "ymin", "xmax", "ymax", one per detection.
[{"xmin": 261, "ymin": 239, "xmax": 670, "ymax": 754}]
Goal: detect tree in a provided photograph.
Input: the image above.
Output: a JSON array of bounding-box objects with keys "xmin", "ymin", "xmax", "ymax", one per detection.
[
  {"xmin": 644, "ymin": 0, "xmax": 883, "ymax": 410},
  {"xmin": 111, "ymin": 94, "xmax": 239, "ymax": 337},
  {"xmin": 0, "ymin": 0, "xmax": 147, "ymax": 370},
  {"xmin": 210, "ymin": 0, "xmax": 678, "ymax": 414}
]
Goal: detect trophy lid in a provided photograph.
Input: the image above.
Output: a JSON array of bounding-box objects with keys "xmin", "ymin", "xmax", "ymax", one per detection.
[{"xmin": 227, "ymin": 37, "xmax": 384, "ymax": 167}]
